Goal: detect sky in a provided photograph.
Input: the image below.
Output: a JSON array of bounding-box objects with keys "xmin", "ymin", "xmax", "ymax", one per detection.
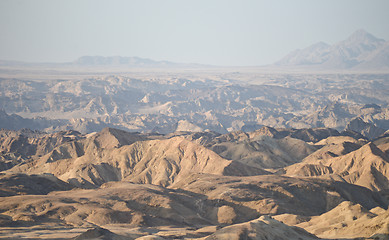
[{"xmin": 0, "ymin": 0, "xmax": 388, "ymax": 66}]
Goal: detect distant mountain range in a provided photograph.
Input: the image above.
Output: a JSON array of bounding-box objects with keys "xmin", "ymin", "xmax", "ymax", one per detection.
[
  {"xmin": 0, "ymin": 29, "xmax": 388, "ymax": 71},
  {"xmin": 275, "ymin": 29, "xmax": 389, "ymax": 71},
  {"xmin": 73, "ymin": 55, "xmax": 180, "ymax": 67},
  {"xmin": 0, "ymin": 55, "xmax": 207, "ymax": 68}
]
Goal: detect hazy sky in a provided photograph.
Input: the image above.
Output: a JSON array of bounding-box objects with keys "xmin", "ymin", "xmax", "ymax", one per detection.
[{"xmin": 1, "ymin": 0, "xmax": 388, "ymax": 66}]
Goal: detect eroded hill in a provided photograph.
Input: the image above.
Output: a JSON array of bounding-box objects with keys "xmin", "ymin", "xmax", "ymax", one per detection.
[{"xmin": 0, "ymin": 127, "xmax": 389, "ymax": 239}]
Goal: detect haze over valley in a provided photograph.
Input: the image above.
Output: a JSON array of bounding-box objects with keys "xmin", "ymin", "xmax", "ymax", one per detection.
[
  {"xmin": 0, "ymin": 26, "xmax": 389, "ymax": 239},
  {"xmin": 0, "ymin": 31, "xmax": 388, "ymax": 139},
  {"xmin": 5, "ymin": 0, "xmax": 389, "ymax": 230}
]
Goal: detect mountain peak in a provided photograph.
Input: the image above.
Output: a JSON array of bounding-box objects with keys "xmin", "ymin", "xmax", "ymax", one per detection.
[
  {"xmin": 90, "ymin": 127, "xmax": 147, "ymax": 149},
  {"xmin": 345, "ymin": 29, "xmax": 383, "ymax": 44},
  {"xmin": 312, "ymin": 41, "xmax": 330, "ymax": 48},
  {"xmin": 74, "ymin": 56, "xmax": 157, "ymax": 66},
  {"xmin": 275, "ymin": 29, "xmax": 388, "ymax": 70}
]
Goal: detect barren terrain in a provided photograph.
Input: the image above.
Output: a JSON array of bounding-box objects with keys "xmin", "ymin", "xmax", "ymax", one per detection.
[
  {"xmin": 0, "ymin": 125, "xmax": 388, "ymax": 239},
  {"xmin": 1, "ymin": 30, "xmax": 389, "ymax": 239}
]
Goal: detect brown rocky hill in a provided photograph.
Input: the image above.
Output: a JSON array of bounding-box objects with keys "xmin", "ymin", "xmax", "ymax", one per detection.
[
  {"xmin": 204, "ymin": 215, "xmax": 319, "ymax": 240},
  {"xmin": 282, "ymin": 136, "xmax": 366, "ymax": 177},
  {"xmin": 0, "ymin": 129, "xmax": 82, "ymax": 171},
  {"xmin": 8, "ymin": 129, "xmax": 266, "ymax": 188},
  {"xmin": 285, "ymin": 140, "xmax": 389, "ymax": 191},
  {"xmin": 181, "ymin": 127, "xmax": 334, "ymax": 169},
  {"xmin": 73, "ymin": 227, "xmax": 129, "ymax": 240},
  {"xmin": 295, "ymin": 201, "xmax": 389, "ymax": 239},
  {"xmin": 87, "ymin": 127, "xmax": 151, "ymax": 149},
  {"xmin": 274, "ymin": 201, "xmax": 389, "ymax": 240},
  {"xmin": 171, "ymin": 173, "xmax": 386, "ymax": 217},
  {"xmin": 0, "ymin": 181, "xmax": 225, "ymax": 228},
  {"xmin": 207, "ymin": 135, "xmax": 316, "ymax": 169}
]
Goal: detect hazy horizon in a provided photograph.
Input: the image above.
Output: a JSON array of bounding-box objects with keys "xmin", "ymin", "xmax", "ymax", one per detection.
[{"xmin": 1, "ymin": 0, "xmax": 389, "ymax": 66}]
